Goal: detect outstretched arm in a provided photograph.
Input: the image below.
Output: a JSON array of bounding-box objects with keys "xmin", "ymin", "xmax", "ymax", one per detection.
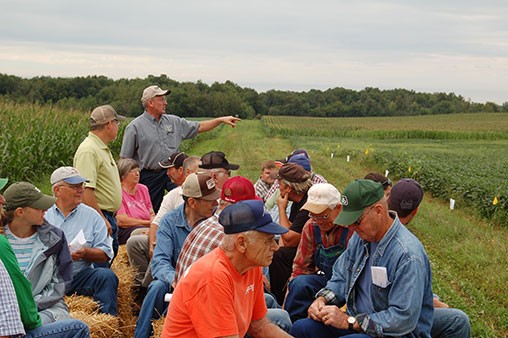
[{"xmin": 198, "ymin": 116, "xmax": 241, "ymax": 133}]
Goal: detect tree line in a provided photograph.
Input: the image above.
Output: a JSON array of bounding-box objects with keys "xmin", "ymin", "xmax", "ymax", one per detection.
[{"xmin": 1, "ymin": 73, "xmax": 506, "ymax": 118}]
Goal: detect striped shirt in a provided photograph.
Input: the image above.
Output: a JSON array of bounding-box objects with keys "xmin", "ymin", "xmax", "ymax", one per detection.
[
  {"xmin": 0, "ymin": 259, "xmax": 26, "ymax": 337},
  {"xmin": 5, "ymin": 226, "xmax": 38, "ymax": 276}
]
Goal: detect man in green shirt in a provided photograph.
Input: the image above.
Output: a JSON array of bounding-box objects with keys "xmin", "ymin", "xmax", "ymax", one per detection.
[{"xmin": 74, "ymin": 105, "xmax": 125, "ymax": 264}]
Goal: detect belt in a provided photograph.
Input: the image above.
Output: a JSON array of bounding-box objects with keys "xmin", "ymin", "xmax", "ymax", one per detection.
[{"xmin": 101, "ymin": 210, "xmax": 117, "ymax": 217}]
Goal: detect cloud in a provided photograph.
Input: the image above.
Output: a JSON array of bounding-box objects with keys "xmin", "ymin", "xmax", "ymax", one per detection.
[{"xmin": 0, "ymin": 0, "xmax": 507, "ymax": 103}]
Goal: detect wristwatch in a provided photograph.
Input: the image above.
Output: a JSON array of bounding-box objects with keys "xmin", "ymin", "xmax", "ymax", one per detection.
[{"xmin": 347, "ymin": 316, "xmax": 356, "ymax": 331}]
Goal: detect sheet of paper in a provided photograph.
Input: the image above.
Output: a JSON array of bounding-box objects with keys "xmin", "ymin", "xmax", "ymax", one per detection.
[
  {"xmin": 371, "ymin": 266, "xmax": 389, "ymax": 288},
  {"xmin": 69, "ymin": 229, "xmax": 86, "ymax": 253}
]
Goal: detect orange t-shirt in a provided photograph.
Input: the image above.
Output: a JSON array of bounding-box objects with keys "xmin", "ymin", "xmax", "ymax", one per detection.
[{"xmin": 162, "ymin": 248, "xmax": 267, "ymax": 338}]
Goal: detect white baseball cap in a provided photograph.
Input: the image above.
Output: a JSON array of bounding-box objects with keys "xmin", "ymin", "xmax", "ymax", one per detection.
[
  {"xmin": 50, "ymin": 167, "xmax": 89, "ymax": 185},
  {"xmin": 301, "ymin": 183, "xmax": 341, "ymax": 214}
]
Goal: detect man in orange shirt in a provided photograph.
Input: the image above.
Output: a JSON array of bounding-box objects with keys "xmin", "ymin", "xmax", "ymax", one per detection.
[{"xmin": 162, "ymin": 200, "xmax": 293, "ymax": 338}]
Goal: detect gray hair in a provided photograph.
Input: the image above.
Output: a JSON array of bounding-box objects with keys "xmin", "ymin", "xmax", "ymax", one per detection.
[
  {"xmin": 279, "ymin": 178, "xmax": 313, "ymax": 195},
  {"xmin": 117, "ymin": 158, "xmax": 139, "ymax": 180},
  {"xmin": 183, "ymin": 156, "xmax": 201, "ymax": 174},
  {"xmin": 220, "ymin": 230, "xmax": 258, "ymax": 251}
]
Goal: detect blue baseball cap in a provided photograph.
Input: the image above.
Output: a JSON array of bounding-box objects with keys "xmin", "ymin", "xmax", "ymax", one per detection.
[
  {"xmin": 219, "ymin": 200, "xmax": 289, "ymax": 235},
  {"xmin": 288, "ymin": 153, "xmax": 311, "ymax": 171}
]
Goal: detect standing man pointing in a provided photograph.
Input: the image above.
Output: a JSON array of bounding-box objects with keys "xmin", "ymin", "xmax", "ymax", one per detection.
[{"xmin": 120, "ymin": 85, "xmax": 240, "ymax": 212}]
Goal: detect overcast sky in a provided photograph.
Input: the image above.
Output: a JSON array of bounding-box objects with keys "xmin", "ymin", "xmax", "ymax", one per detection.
[{"xmin": 1, "ymin": 0, "xmax": 507, "ymax": 104}]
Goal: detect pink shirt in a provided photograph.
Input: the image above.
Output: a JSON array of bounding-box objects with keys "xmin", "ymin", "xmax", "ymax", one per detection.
[{"xmin": 117, "ymin": 183, "xmax": 153, "ymax": 220}]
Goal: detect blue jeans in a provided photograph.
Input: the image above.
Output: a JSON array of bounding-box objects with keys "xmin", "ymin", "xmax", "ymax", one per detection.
[
  {"xmin": 284, "ymin": 274, "xmax": 328, "ymax": 322},
  {"xmin": 69, "ymin": 267, "xmax": 119, "ymax": 316},
  {"xmin": 134, "ymin": 279, "xmax": 168, "ymax": 338},
  {"xmin": 290, "ymin": 318, "xmax": 369, "ymax": 338},
  {"xmin": 25, "ymin": 319, "xmax": 90, "ymax": 338},
  {"xmin": 432, "ymin": 308, "xmax": 471, "ymax": 338},
  {"xmin": 264, "ymin": 293, "xmax": 291, "ymax": 332}
]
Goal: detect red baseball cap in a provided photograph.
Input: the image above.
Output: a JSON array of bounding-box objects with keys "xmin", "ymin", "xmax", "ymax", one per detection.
[{"xmin": 221, "ymin": 176, "xmax": 262, "ymax": 203}]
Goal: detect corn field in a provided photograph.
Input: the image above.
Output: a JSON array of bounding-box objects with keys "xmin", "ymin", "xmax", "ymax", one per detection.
[{"xmin": 0, "ymin": 100, "xmax": 127, "ymax": 183}]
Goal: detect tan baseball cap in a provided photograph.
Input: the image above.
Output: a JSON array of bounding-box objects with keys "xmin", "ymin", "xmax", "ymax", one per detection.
[
  {"xmin": 182, "ymin": 173, "xmax": 221, "ymax": 201},
  {"xmin": 90, "ymin": 105, "xmax": 126, "ymax": 127},
  {"xmin": 141, "ymin": 85, "xmax": 171, "ymax": 103}
]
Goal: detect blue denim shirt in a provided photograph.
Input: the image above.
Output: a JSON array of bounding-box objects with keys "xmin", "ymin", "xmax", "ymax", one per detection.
[
  {"xmin": 151, "ymin": 203, "xmax": 192, "ymax": 286},
  {"xmin": 319, "ymin": 213, "xmax": 433, "ymax": 337}
]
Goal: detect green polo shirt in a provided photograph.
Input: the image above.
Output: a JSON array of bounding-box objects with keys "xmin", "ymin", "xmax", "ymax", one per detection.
[{"xmin": 74, "ymin": 132, "xmax": 122, "ymax": 212}]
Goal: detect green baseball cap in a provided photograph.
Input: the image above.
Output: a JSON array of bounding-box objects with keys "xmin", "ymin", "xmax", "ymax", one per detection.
[
  {"xmin": 0, "ymin": 178, "xmax": 7, "ymax": 190},
  {"xmin": 4, "ymin": 182, "xmax": 56, "ymax": 211},
  {"xmin": 334, "ymin": 179, "xmax": 384, "ymax": 226}
]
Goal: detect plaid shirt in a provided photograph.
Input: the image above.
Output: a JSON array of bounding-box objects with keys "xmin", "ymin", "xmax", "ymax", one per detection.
[
  {"xmin": 174, "ymin": 210, "xmax": 224, "ymax": 286},
  {"xmin": 291, "ymin": 219, "xmax": 352, "ymax": 279},
  {"xmin": 254, "ymin": 178, "xmax": 272, "ymax": 202},
  {"xmin": 0, "ymin": 260, "xmax": 25, "ymax": 337}
]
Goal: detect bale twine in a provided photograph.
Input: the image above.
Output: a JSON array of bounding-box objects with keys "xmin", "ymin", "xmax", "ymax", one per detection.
[
  {"xmin": 111, "ymin": 244, "xmax": 137, "ymax": 337},
  {"xmin": 71, "ymin": 310, "xmax": 120, "ymax": 338}
]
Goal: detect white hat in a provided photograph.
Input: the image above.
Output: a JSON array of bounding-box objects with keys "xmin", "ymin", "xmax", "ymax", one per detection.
[
  {"xmin": 141, "ymin": 85, "xmax": 171, "ymax": 103},
  {"xmin": 50, "ymin": 167, "xmax": 89, "ymax": 185},
  {"xmin": 301, "ymin": 183, "xmax": 341, "ymax": 214}
]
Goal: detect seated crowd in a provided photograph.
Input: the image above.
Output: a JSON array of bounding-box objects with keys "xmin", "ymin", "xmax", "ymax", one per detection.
[{"xmin": 0, "ymin": 96, "xmax": 471, "ymax": 338}]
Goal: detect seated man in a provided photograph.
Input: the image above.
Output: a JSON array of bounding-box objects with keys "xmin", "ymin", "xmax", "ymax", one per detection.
[
  {"xmin": 3, "ymin": 182, "xmax": 73, "ymax": 324},
  {"xmin": 290, "ymin": 179, "xmax": 434, "ymax": 338},
  {"xmin": 284, "ymin": 183, "xmax": 352, "ymax": 322},
  {"xmin": 45, "ymin": 167, "xmax": 118, "ymax": 316},
  {"xmin": 388, "ymin": 178, "xmax": 471, "ymax": 338},
  {"xmin": 162, "ymin": 200, "xmax": 292, "ymax": 338},
  {"xmin": 173, "ymin": 176, "xmax": 291, "ymax": 332},
  {"xmin": 134, "ymin": 173, "xmax": 221, "ymax": 338},
  {"xmin": 269, "ymin": 163, "xmax": 313, "ymax": 304},
  {"xmin": 126, "ymin": 154, "xmax": 200, "ymax": 295}
]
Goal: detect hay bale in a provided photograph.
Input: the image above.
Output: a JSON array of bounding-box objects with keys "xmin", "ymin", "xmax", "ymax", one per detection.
[
  {"xmin": 152, "ymin": 317, "xmax": 165, "ymax": 338},
  {"xmin": 65, "ymin": 294, "xmax": 99, "ymax": 314},
  {"xmin": 111, "ymin": 244, "xmax": 137, "ymax": 338},
  {"xmin": 71, "ymin": 310, "xmax": 119, "ymax": 338}
]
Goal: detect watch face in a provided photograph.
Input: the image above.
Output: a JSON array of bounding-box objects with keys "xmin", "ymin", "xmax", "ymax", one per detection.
[{"xmin": 348, "ymin": 316, "xmax": 356, "ymax": 324}]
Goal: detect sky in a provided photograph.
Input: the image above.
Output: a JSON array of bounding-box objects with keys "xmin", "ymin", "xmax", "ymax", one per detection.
[{"xmin": 1, "ymin": 0, "xmax": 507, "ymax": 104}]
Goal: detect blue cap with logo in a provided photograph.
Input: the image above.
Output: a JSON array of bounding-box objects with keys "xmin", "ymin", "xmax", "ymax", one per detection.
[{"xmin": 219, "ymin": 200, "xmax": 288, "ymax": 235}]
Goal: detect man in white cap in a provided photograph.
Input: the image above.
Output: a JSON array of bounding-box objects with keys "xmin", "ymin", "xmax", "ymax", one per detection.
[
  {"xmin": 120, "ymin": 85, "xmax": 240, "ymax": 213},
  {"xmin": 45, "ymin": 166, "xmax": 119, "ymax": 316},
  {"xmin": 284, "ymin": 183, "xmax": 352, "ymax": 322},
  {"xmin": 74, "ymin": 104, "xmax": 126, "ymax": 264},
  {"xmin": 134, "ymin": 172, "xmax": 221, "ymax": 338}
]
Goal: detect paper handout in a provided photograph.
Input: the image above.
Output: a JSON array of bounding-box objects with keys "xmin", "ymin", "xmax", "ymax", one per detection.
[{"xmin": 69, "ymin": 229, "xmax": 86, "ymax": 253}]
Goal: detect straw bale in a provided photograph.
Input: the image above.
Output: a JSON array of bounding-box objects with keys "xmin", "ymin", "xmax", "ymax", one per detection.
[
  {"xmin": 152, "ymin": 317, "xmax": 165, "ymax": 338},
  {"xmin": 71, "ymin": 310, "xmax": 120, "ymax": 338},
  {"xmin": 65, "ymin": 294, "xmax": 99, "ymax": 314},
  {"xmin": 111, "ymin": 244, "xmax": 137, "ymax": 337}
]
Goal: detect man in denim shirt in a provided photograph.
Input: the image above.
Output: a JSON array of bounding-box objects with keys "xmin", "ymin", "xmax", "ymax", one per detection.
[{"xmin": 290, "ymin": 179, "xmax": 433, "ymax": 338}]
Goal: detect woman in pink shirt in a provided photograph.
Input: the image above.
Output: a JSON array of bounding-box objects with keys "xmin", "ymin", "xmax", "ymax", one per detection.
[{"xmin": 116, "ymin": 159, "xmax": 155, "ymax": 244}]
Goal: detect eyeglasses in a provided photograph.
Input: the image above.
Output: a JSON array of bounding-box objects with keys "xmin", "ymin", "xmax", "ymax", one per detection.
[
  {"xmin": 351, "ymin": 204, "xmax": 376, "ymax": 227},
  {"xmin": 110, "ymin": 119, "xmax": 120, "ymax": 126},
  {"xmin": 308, "ymin": 209, "xmax": 332, "ymax": 221}
]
